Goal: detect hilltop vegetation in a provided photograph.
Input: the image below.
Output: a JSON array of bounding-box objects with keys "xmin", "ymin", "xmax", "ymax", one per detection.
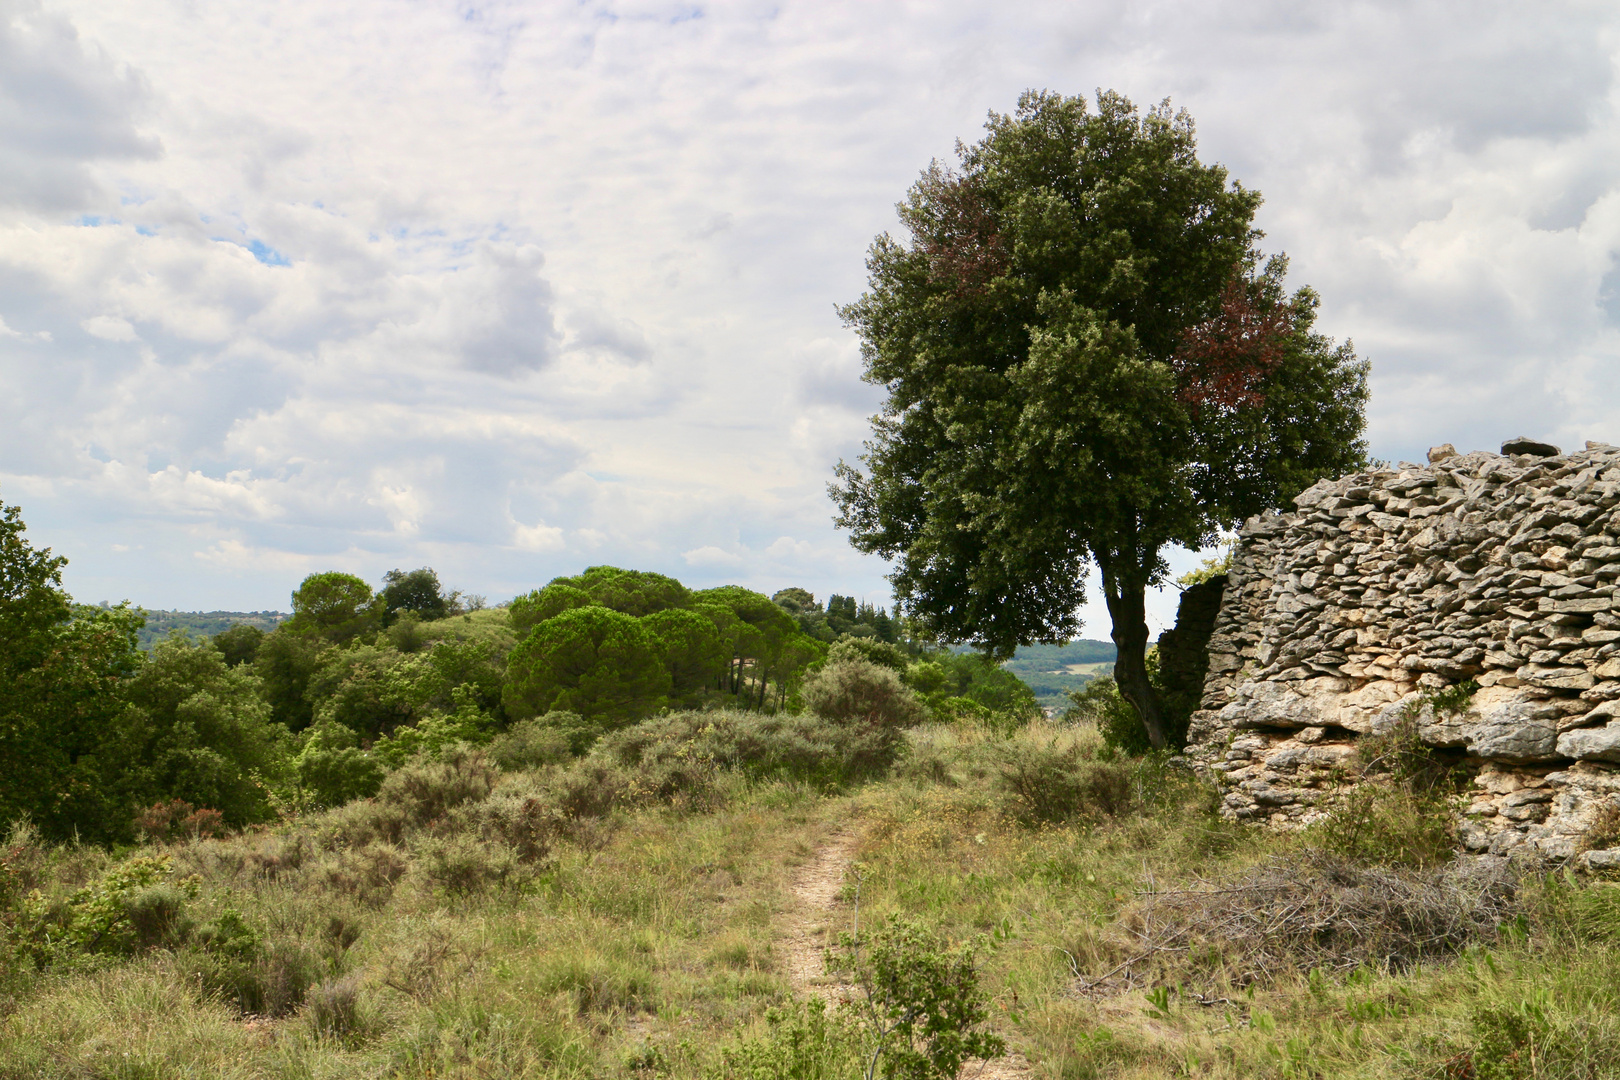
[
  {"xmin": 133, "ymin": 610, "xmax": 286, "ymax": 652},
  {"xmin": 0, "ymin": 492, "xmax": 1034, "ymax": 846}
]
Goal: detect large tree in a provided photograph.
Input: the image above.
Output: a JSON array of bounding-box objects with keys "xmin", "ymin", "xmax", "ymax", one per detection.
[{"xmin": 831, "ymin": 90, "xmax": 1368, "ymax": 749}]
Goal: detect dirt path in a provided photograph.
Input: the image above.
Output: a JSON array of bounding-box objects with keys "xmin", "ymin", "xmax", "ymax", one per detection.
[
  {"xmin": 781, "ymin": 827, "xmax": 1031, "ymax": 1078},
  {"xmin": 782, "ymin": 828, "xmax": 862, "ymax": 1000}
]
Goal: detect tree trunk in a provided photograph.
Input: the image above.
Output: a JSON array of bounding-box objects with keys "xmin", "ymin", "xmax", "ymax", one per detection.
[{"xmin": 1100, "ymin": 563, "xmax": 1169, "ymax": 751}]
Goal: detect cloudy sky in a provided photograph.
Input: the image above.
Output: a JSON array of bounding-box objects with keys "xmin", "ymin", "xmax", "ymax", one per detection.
[{"xmin": 2, "ymin": 0, "xmax": 1618, "ymax": 634}]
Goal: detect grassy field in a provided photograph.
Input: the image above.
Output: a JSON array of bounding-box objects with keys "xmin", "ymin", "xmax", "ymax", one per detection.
[{"xmin": 4, "ymin": 716, "xmax": 1620, "ymax": 1079}]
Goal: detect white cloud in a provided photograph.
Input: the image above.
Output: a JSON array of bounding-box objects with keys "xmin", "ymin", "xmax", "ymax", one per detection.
[
  {"xmin": 0, "ymin": 0, "xmax": 1616, "ymax": 622},
  {"xmin": 0, "ymin": 315, "xmax": 49, "ymax": 341},
  {"xmin": 682, "ymin": 545, "xmax": 744, "ymax": 569},
  {"xmin": 80, "ymin": 313, "xmax": 136, "ymax": 340},
  {"xmin": 511, "ymin": 520, "xmax": 566, "ymax": 553}
]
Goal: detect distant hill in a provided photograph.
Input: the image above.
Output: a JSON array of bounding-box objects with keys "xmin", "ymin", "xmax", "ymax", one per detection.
[
  {"xmin": 134, "ymin": 610, "xmax": 287, "ymax": 651},
  {"xmin": 948, "ymin": 639, "xmax": 1117, "ymax": 711},
  {"xmin": 997, "ymin": 640, "xmax": 1116, "ymax": 710}
]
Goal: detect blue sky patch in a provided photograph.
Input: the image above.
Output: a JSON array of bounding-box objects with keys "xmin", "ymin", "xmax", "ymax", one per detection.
[{"xmin": 247, "ymin": 239, "xmax": 291, "ymax": 266}]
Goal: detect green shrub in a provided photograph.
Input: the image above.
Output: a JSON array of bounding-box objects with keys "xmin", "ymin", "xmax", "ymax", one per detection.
[
  {"xmin": 997, "ymin": 739, "xmax": 1139, "ymax": 824},
  {"xmin": 1459, "ymin": 996, "xmax": 1620, "ymax": 1080},
  {"xmin": 9, "ymin": 855, "xmax": 196, "ymax": 968},
  {"xmin": 316, "ymin": 842, "xmax": 409, "ymax": 906},
  {"xmin": 597, "ymin": 708, "xmax": 903, "ymax": 788},
  {"xmin": 1316, "ymin": 708, "xmax": 1467, "ymax": 868},
  {"xmin": 487, "ymin": 716, "xmax": 573, "ymax": 770},
  {"xmin": 1066, "ymin": 675, "xmax": 1151, "ymax": 756},
  {"xmin": 1316, "ymin": 781, "xmax": 1460, "ymax": 869},
  {"xmin": 720, "ymin": 998, "xmax": 867, "ymax": 1080},
  {"xmin": 826, "ymin": 916, "xmax": 1004, "ymax": 1080},
  {"xmin": 295, "ymin": 720, "xmax": 386, "ymax": 809},
  {"xmin": 413, "ymin": 834, "xmax": 522, "ymax": 896},
  {"xmin": 801, "ymin": 659, "xmax": 925, "ymax": 732},
  {"xmin": 375, "ymin": 746, "xmax": 498, "ymax": 825}
]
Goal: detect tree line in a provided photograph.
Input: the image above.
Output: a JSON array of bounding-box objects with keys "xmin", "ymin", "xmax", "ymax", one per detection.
[{"xmin": 0, "ymin": 496, "xmax": 1035, "ymax": 845}]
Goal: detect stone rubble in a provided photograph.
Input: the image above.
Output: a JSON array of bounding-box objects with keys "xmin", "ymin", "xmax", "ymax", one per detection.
[{"xmin": 1187, "ymin": 438, "xmax": 1620, "ymax": 865}]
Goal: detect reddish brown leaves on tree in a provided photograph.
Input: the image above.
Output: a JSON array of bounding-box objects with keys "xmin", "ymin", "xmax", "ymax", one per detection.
[
  {"xmin": 909, "ymin": 165, "xmax": 1009, "ymax": 297},
  {"xmin": 1172, "ymin": 272, "xmax": 1295, "ymax": 410}
]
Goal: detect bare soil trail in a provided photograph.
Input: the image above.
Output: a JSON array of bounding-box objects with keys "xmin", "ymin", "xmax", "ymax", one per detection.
[{"xmin": 780, "ymin": 826, "xmax": 1031, "ymax": 1079}]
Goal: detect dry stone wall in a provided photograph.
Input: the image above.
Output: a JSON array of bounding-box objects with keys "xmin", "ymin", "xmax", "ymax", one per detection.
[{"xmin": 1187, "ymin": 440, "xmax": 1620, "ymax": 866}]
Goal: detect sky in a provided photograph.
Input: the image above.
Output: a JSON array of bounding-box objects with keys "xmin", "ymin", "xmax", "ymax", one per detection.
[{"xmin": 2, "ymin": 0, "xmax": 1619, "ymax": 636}]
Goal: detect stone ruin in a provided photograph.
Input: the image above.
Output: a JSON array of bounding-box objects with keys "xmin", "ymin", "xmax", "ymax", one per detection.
[{"xmin": 1184, "ymin": 437, "xmax": 1620, "ymax": 867}]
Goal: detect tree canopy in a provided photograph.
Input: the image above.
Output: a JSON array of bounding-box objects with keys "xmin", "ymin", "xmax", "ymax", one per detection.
[{"xmin": 832, "ymin": 90, "xmax": 1369, "ymax": 749}]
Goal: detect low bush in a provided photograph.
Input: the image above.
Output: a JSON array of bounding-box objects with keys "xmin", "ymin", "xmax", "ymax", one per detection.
[
  {"xmin": 1065, "ymin": 675, "xmax": 1151, "ymax": 756},
  {"xmin": 8, "ymin": 855, "xmax": 197, "ymax": 969},
  {"xmin": 181, "ymin": 906, "xmax": 324, "ymax": 1016},
  {"xmin": 801, "ymin": 658, "xmax": 926, "ymax": 733},
  {"xmin": 826, "ymin": 915, "xmax": 1004, "ymax": 1080},
  {"xmin": 597, "ymin": 708, "xmax": 905, "ymax": 789},
  {"xmin": 487, "ymin": 715, "xmax": 573, "ymax": 770},
  {"xmin": 719, "ymin": 998, "xmax": 867, "ymax": 1080},
  {"xmin": 1318, "ymin": 707, "xmax": 1470, "ymax": 868},
  {"xmin": 376, "ymin": 745, "xmax": 499, "ymax": 824},
  {"xmin": 998, "ymin": 738, "xmax": 1139, "ymax": 824}
]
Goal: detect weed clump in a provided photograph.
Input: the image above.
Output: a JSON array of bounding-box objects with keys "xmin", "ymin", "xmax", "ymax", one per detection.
[{"xmin": 1319, "ymin": 694, "xmax": 1473, "ymax": 868}]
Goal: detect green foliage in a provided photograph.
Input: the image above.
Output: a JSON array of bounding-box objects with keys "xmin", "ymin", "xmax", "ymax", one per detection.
[
  {"xmin": 829, "ymin": 637, "xmax": 911, "ymax": 674},
  {"xmin": 120, "ymin": 637, "xmax": 292, "ymax": 827},
  {"xmin": 643, "ymin": 606, "xmax": 727, "ymax": 706},
  {"xmin": 380, "ymin": 567, "xmax": 449, "ymax": 623},
  {"xmin": 371, "ymin": 684, "xmax": 497, "ymax": 769},
  {"xmin": 802, "ymin": 658, "xmax": 927, "ymax": 732},
  {"xmin": 253, "ymin": 627, "xmax": 325, "ymax": 730},
  {"xmin": 831, "ymin": 89, "xmax": 1368, "ymax": 751},
  {"xmin": 486, "ymin": 716, "xmax": 573, "ymax": 771},
  {"xmin": 0, "ymin": 602, "xmax": 147, "ymax": 842},
  {"xmin": 827, "ymin": 915, "xmax": 1004, "ymax": 1080},
  {"xmin": 598, "ymin": 707, "xmax": 909, "ymax": 787},
  {"xmin": 1312, "ymin": 707, "xmax": 1467, "ymax": 868},
  {"xmin": 1064, "ymin": 647, "xmax": 1199, "ymax": 754},
  {"xmin": 503, "ymin": 605, "xmax": 670, "ymax": 734},
  {"xmin": 294, "ymin": 720, "xmax": 385, "ymax": 808},
  {"xmin": 720, "ymin": 998, "xmax": 867, "ymax": 1080},
  {"xmin": 182, "ymin": 906, "xmax": 322, "ymax": 1016},
  {"xmin": 509, "ymin": 582, "xmax": 595, "ymax": 637},
  {"xmin": 286, "ymin": 571, "xmax": 382, "ymax": 644},
  {"xmin": 997, "ymin": 739, "xmax": 1140, "ymax": 824},
  {"xmin": 1175, "ymin": 543, "xmax": 1235, "ymax": 587},
  {"xmin": 906, "ymin": 650, "xmax": 1038, "ymax": 728},
  {"xmin": 9, "ymin": 855, "xmax": 198, "ymax": 969},
  {"xmin": 1065, "ymin": 674, "xmax": 1150, "ymax": 755},
  {"xmin": 211, "ymin": 622, "xmax": 265, "ymax": 666},
  {"xmin": 511, "ymin": 567, "xmax": 696, "ymax": 637},
  {"xmin": 784, "ymin": 590, "xmax": 903, "ymax": 644}
]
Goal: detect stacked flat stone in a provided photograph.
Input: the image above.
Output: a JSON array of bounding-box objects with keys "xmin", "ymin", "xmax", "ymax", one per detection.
[{"xmin": 1187, "ymin": 439, "xmax": 1620, "ymax": 864}]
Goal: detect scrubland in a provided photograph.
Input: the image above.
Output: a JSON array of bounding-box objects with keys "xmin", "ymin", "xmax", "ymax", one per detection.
[{"xmin": 5, "ymin": 712, "xmax": 1620, "ymax": 1080}]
